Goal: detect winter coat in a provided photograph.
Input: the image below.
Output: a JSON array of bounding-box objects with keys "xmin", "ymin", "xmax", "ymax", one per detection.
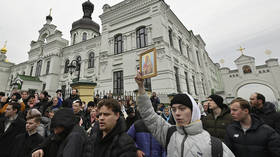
[
  {"xmin": 84, "ymin": 117, "xmax": 137, "ymax": 157},
  {"xmin": 127, "ymin": 119, "xmax": 166, "ymax": 157},
  {"xmin": 225, "ymin": 115, "xmax": 280, "ymax": 157},
  {"xmin": 150, "ymin": 96, "xmax": 160, "ymax": 112},
  {"xmin": 0, "ymin": 116, "xmax": 26, "ymax": 157},
  {"xmin": 252, "ymin": 102, "xmax": 280, "ymax": 133},
  {"xmin": 63, "ymin": 95, "xmax": 81, "ymax": 108},
  {"xmin": 137, "ymin": 94, "xmax": 235, "ymax": 157},
  {"xmin": 202, "ymin": 107, "xmax": 233, "ymax": 141},
  {"xmin": 36, "ymin": 99, "xmax": 50, "ymax": 115},
  {"xmin": 33, "ymin": 108, "xmax": 87, "ymax": 157},
  {"xmin": 36, "ymin": 125, "xmax": 87, "ymax": 157},
  {"xmin": 10, "ymin": 132, "xmax": 44, "ymax": 157}
]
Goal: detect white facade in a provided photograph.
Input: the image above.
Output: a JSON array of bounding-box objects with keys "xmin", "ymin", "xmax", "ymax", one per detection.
[
  {"xmin": 0, "ymin": 0, "xmax": 223, "ymax": 102},
  {"xmin": 219, "ymin": 54, "xmax": 280, "ymax": 105}
]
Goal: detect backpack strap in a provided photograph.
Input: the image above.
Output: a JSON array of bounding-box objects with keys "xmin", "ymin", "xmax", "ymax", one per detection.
[
  {"xmin": 165, "ymin": 126, "xmax": 177, "ymax": 150},
  {"xmin": 210, "ymin": 136, "xmax": 223, "ymax": 157}
]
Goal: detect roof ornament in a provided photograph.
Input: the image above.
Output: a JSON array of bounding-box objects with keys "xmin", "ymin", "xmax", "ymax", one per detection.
[
  {"xmin": 46, "ymin": 8, "xmax": 53, "ymax": 24},
  {"xmin": 237, "ymin": 46, "xmax": 245, "ymax": 55},
  {"xmin": 1, "ymin": 41, "xmax": 7, "ymax": 54}
]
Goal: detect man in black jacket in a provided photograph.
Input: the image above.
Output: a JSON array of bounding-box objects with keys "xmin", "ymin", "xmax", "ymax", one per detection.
[
  {"xmin": 11, "ymin": 109, "xmax": 44, "ymax": 157},
  {"xmin": 0, "ymin": 102, "xmax": 26, "ymax": 157},
  {"xmin": 36, "ymin": 91, "xmax": 50, "ymax": 115},
  {"xmin": 225, "ymin": 98, "xmax": 280, "ymax": 157},
  {"xmin": 249, "ymin": 92, "xmax": 280, "ymax": 133},
  {"xmin": 85, "ymin": 99, "xmax": 137, "ymax": 157},
  {"xmin": 63, "ymin": 89, "xmax": 81, "ymax": 108},
  {"xmin": 32, "ymin": 108, "xmax": 87, "ymax": 157}
]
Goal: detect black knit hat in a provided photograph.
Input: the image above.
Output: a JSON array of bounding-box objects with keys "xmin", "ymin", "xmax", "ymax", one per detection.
[
  {"xmin": 41, "ymin": 91, "xmax": 49, "ymax": 97},
  {"xmin": 208, "ymin": 94, "xmax": 224, "ymax": 109},
  {"xmin": 170, "ymin": 94, "xmax": 193, "ymax": 111},
  {"xmin": 87, "ymin": 101, "xmax": 95, "ymax": 107}
]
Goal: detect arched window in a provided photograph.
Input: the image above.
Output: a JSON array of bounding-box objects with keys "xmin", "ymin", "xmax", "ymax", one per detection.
[
  {"xmin": 136, "ymin": 27, "xmax": 147, "ymax": 48},
  {"xmin": 88, "ymin": 52, "xmax": 95, "ymax": 68},
  {"xmin": 114, "ymin": 34, "xmax": 123, "ymax": 55},
  {"xmin": 35, "ymin": 60, "xmax": 42, "ymax": 77},
  {"xmin": 243, "ymin": 65, "xmax": 252, "ymax": 74},
  {"xmin": 22, "ymin": 71, "xmax": 25, "ymax": 75},
  {"xmin": 76, "ymin": 56, "xmax": 81, "ymax": 71},
  {"xmin": 168, "ymin": 28, "xmax": 173, "ymax": 47},
  {"xmin": 64, "ymin": 59, "xmax": 69, "ymax": 73},
  {"xmin": 82, "ymin": 32, "xmax": 87, "ymax": 41},
  {"xmin": 73, "ymin": 34, "xmax": 77, "ymax": 45}
]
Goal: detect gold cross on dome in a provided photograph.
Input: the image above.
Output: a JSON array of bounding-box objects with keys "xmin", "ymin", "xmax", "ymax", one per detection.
[
  {"xmin": 49, "ymin": 8, "xmax": 52, "ymax": 16},
  {"xmin": 237, "ymin": 46, "xmax": 245, "ymax": 54}
]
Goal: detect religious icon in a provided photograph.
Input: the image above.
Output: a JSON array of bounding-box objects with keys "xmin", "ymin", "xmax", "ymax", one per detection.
[{"xmin": 139, "ymin": 48, "xmax": 157, "ymax": 79}]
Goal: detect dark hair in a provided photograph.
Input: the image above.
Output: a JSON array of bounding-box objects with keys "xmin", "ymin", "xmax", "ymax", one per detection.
[
  {"xmin": 27, "ymin": 95, "xmax": 35, "ymax": 101},
  {"xmin": 72, "ymin": 88, "xmax": 78, "ymax": 93},
  {"xmin": 0, "ymin": 92, "xmax": 6, "ymax": 96},
  {"xmin": 230, "ymin": 98, "xmax": 251, "ymax": 113},
  {"xmin": 26, "ymin": 109, "xmax": 42, "ymax": 123},
  {"xmin": 97, "ymin": 99, "xmax": 121, "ymax": 114},
  {"xmin": 73, "ymin": 100, "xmax": 82, "ymax": 107},
  {"xmin": 20, "ymin": 90, "xmax": 28, "ymax": 95},
  {"xmin": 8, "ymin": 102, "xmax": 21, "ymax": 113},
  {"xmin": 256, "ymin": 93, "xmax": 266, "ymax": 104}
]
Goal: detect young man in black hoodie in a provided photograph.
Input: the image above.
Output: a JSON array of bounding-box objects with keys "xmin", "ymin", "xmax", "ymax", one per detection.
[
  {"xmin": 85, "ymin": 99, "xmax": 137, "ymax": 157},
  {"xmin": 32, "ymin": 108, "xmax": 87, "ymax": 157}
]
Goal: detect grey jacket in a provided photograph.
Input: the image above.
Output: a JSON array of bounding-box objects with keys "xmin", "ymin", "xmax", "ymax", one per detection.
[{"xmin": 137, "ymin": 94, "xmax": 235, "ymax": 157}]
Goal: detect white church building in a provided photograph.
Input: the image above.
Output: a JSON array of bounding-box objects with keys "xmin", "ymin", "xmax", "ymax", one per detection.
[{"xmin": 0, "ymin": 0, "xmax": 279, "ymax": 105}]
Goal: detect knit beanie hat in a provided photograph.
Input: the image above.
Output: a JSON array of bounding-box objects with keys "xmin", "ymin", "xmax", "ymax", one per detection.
[
  {"xmin": 208, "ymin": 94, "xmax": 224, "ymax": 109},
  {"xmin": 41, "ymin": 91, "xmax": 49, "ymax": 97},
  {"xmin": 170, "ymin": 94, "xmax": 193, "ymax": 111}
]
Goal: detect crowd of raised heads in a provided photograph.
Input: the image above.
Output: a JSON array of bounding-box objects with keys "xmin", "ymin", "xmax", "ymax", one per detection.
[{"xmin": 0, "ymin": 80, "xmax": 280, "ymax": 157}]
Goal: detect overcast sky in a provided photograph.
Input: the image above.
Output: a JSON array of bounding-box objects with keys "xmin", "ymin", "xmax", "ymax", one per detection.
[{"xmin": 1, "ymin": 0, "xmax": 280, "ymax": 68}]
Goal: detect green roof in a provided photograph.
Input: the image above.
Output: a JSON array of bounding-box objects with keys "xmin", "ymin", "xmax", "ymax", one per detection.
[{"xmin": 18, "ymin": 75, "xmax": 42, "ymax": 82}]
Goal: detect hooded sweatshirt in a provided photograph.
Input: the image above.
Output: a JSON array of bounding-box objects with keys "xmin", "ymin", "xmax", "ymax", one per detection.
[{"xmin": 137, "ymin": 93, "xmax": 235, "ymax": 157}]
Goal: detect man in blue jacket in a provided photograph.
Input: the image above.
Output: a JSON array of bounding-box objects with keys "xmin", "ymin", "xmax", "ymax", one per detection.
[{"xmin": 127, "ymin": 119, "xmax": 166, "ymax": 157}]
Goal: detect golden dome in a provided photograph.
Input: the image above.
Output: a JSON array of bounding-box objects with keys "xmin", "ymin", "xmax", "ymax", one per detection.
[
  {"xmin": 4, "ymin": 59, "xmax": 9, "ymax": 63},
  {"xmin": 1, "ymin": 47, "xmax": 7, "ymax": 54},
  {"xmin": 1, "ymin": 41, "xmax": 7, "ymax": 54}
]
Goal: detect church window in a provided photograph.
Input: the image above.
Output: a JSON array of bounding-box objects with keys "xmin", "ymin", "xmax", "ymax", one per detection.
[
  {"xmin": 113, "ymin": 71, "xmax": 123, "ymax": 96},
  {"xmin": 174, "ymin": 67, "xmax": 181, "ymax": 93},
  {"xmin": 267, "ymin": 69, "xmax": 270, "ymax": 72},
  {"xmin": 35, "ymin": 60, "xmax": 42, "ymax": 77},
  {"xmin": 82, "ymin": 32, "xmax": 87, "ymax": 41},
  {"xmin": 178, "ymin": 38, "xmax": 183, "ymax": 54},
  {"xmin": 46, "ymin": 60, "xmax": 50, "ymax": 75},
  {"xmin": 185, "ymin": 72, "xmax": 190, "ymax": 94},
  {"xmin": 22, "ymin": 71, "xmax": 25, "ymax": 75},
  {"xmin": 202, "ymin": 78, "xmax": 206, "ymax": 95},
  {"xmin": 114, "ymin": 34, "xmax": 123, "ymax": 55},
  {"xmin": 76, "ymin": 56, "xmax": 81, "ymax": 71},
  {"xmin": 196, "ymin": 51, "xmax": 201, "ymax": 66},
  {"xmin": 88, "ymin": 52, "xmax": 95, "ymax": 68},
  {"xmin": 193, "ymin": 75, "xmax": 197, "ymax": 95},
  {"xmin": 242, "ymin": 65, "xmax": 252, "ymax": 74},
  {"xmin": 73, "ymin": 34, "xmax": 77, "ymax": 45},
  {"xmin": 144, "ymin": 78, "xmax": 152, "ymax": 91},
  {"xmin": 136, "ymin": 27, "xmax": 147, "ymax": 48},
  {"xmin": 64, "ymin": 59, "xmax": 69, "ymax": 73},
  {"xmin": 186, "ymin": 45, "xmax": 190, "ymax": 59},
  {"xmin": 30, "ymin": 64, "xmax": 34, "ymax": 76},
  {"xmin": 169, "ymin": 28, "xmax": 173, "ymax": 47}
]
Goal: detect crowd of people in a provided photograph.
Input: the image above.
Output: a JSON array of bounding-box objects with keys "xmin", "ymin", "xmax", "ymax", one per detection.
[{"xmin": 0, "ymin": 72, "xmax": 280, "ymax": 157}]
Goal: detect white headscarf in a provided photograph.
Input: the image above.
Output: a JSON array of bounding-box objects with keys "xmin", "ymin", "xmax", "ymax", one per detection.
[{"xmin": 185, "ymin": 93, "xmax": 201, "ymax": 122}]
